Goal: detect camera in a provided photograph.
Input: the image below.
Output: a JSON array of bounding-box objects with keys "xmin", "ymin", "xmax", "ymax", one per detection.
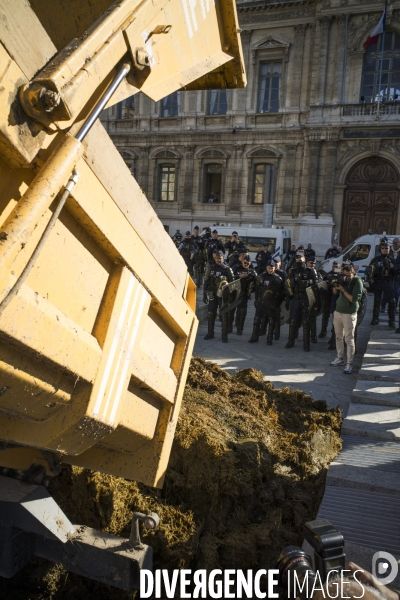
[{"xmin": 276, "ymin": 519, "xmax": 345, "ymax": 599}]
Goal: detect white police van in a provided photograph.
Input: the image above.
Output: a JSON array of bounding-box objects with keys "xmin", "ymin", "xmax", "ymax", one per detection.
[
  {"xmin": 318, "ymin": 233, "xmax": 399, "ymax": 280},
  {"xmin": 205, "ymin": 226, "xmax": 291, "ymax": 265}
]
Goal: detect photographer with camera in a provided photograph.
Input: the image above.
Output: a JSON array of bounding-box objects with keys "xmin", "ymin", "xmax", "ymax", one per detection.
[
  {"xmin": 330, "ymin": 263, "xmax": 363, "ymax": 374},
  {"xmin": 368, "ymin": 241, "xmax": 396, "ymax": 327}
]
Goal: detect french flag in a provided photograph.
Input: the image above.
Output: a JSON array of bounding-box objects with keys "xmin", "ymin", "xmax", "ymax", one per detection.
[{"xmin": 364, "ymin": 6, "xmax": 387, "ymax": 48}]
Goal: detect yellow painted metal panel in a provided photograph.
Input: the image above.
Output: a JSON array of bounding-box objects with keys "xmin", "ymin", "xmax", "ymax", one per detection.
[
  {"xmin": 0, "ymin": 277, "xmax": 102, "ymax": 382},
  {"xmin": 81, "ymin": 122, "xmax": 188, "ymax": 294},
  {"xmin": 0, "ymin": 0, "xmax": 56, "ymax": 80}
]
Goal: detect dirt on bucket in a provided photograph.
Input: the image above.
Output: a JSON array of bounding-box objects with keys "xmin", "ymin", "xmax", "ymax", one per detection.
[{"xmin": 0, "ymin": 357, "xmax": 342, "ymax": 599}]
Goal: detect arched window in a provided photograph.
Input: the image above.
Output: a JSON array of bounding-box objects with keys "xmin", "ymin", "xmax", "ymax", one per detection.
[{"xmin": 361, "ymin": 31, "xmax": 400, "ymax": 103}]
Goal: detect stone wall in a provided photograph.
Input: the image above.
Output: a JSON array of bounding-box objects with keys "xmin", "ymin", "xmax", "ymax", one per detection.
[{"xmin": 101, "ymin": 0, "xmax": 400, "ymax": 257}]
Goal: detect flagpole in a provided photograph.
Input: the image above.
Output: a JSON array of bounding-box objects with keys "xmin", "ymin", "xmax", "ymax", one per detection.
[{"xmin": 377, "ymin": 0, "xmax": 388, "ymax": 109}]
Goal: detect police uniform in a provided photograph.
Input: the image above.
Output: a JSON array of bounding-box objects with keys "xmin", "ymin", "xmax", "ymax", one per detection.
[
  {"xmin": 233, "ymin": 262, "xmax": 256, "ymax": 335},
  {"xmin": 273, "ymin": 265, "xmax": 288, "ymax": 340},
  {"xmin": 224, "ymin": 234, "xmax": 245, "ymax": 260},
  {"xmin": 368, "ymin": 246, "xmax": 396, "ymax": 327},
  {"xmin": 318, "ymin": 267, "xmax": 343, "ymax": 339},
  {"xmin": 304, "ymin": 246, "xmax": 316, "ymax": 261},
  {"xmin": 285, "ymin": 258, "xmax": 318, "ymax": 351},
  {"xmin": 178, "ymin": 233, "xmax": 197, "ymax": 276},
  {"xmin": 306, "ymin": 261, "xmax": 322, "ymax": 344},
  {"xmin": 203, "ymin": 253, "xmax": 234, "ymax": 343},
  {"xmin": 255, "ymin": 248, "xmax": 272, "ymax": 274},
  {"xmin": 249, "ymin": 261, "xmax": 284, "ymax": 345},
  {"xmin": 191, "ymin": 229, "xmax": 204, "ymax": 287},
  {"xmin": 284, "ymin": 249, "xmax": 297, "ymax": 273},
  {"xmin": 206, "ymin": 231, "xmax": 225, "ymax": 264}
]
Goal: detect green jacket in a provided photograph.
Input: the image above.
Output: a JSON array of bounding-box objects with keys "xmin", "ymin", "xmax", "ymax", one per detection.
[{"xmin": 335, "ymin": 275, "xmax": 363, "ymax": 315}]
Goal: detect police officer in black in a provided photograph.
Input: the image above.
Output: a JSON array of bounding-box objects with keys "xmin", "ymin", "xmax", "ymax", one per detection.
[
  {"xmin": 191, "ymin": 226, "xmax": 204, "ymax": 287},
  {"xmin": 233, "ymin": 254, "xmax": 256, "ymax": 335},
  {"xmin": 369, "ymin": 241, "xmax": 396, "ymax": 327},
  {"xmin": 284, "ymin": 244, "xmax": 297, "ymax": 273},
  {"xmin": 229, "ymin": 247, "xmax": 250, "ymax": 270},
  {"xmin": 179, "ymin": 231, "xmax": 197, "ymax": 277},
  {"xmin": 304, "ymin": 244, "xmax": 316, "ymax": 261},
  {"xmin": 325, "ymin": 243, "xmax": 339, "ymax": 260},
  {"xmin": 306, "ymin": 256, "xmax": 322, "ymax": 343},
  {"xmin": 172, "ymin": 229, "xmax": 183, "ymax": 247},
  {"xmin": 318, "ymin": 260, "xmax": 342, "ymax": 339},
  {"xmin": 206, "ymin": 229, "xmax": 225, "ymax": 264},
  {"xmin": 224, "ymin": 231, "xmax": 245, "ymax": 260},
  {"xmin": 203, "ymin": 250, "xmax": 234, "ymax": 343},
  {"xmin": 285, "ymin": 253, "xmax": 318, "ymax": 352},
  {"xmin": 255, "ymin": 243, "xmax": 272, "ymax": 274},
  {"xmin": 249, "ymin": 260, "xmax": 284, "ymax": 345},
  {"xmin": 271, "ymin": 256, "xmax": 288, "ymax": 341}
]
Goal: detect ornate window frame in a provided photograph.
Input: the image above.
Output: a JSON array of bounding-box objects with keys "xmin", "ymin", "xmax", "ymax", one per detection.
[
  {"xmin": 250, "ymin": 34, "xmax": 291, "ymax": 114},
  {"xmin": 195, "ymin": 147, "xmax": 230, "ymax": 204},
  {"xmin": 246, "ymin": 147, "xmax": 281, "ymax": 205},
  {"xmin": 151, "ymin": 148, "xmax": 181, "ymax": 203}
]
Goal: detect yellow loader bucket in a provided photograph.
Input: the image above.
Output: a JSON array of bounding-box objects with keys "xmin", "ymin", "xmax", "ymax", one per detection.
[{"xmin": 0, "ymin": 0, "xmax": 245, "ymax": 487}]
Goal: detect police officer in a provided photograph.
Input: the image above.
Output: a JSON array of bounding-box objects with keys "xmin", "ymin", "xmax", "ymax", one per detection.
[
  {"xmin": 285, "ymin": 253, "xmax": 318, "ymax": 352},
  {"xmin": 318, "ymin": 261, "xmax": 342, "ymax": 339},
  {"xmin": 368, "ymin": 241, "xmax": 396, "ymax": 327},
  {"xmin": 325, "ymin": 243, "xmax": 339, "ymax": 260},
  {"xmin": 233, "ymin": 254, "xmax": 257, "ymax": 335},
  {"xmin": 192, "ymin": 226, "xmax": 204, "ymax": 287},
  {"xmin": 203, "ymin": 250, "xmax": 234, "ymax": 343},
  {"xmin": 224, "ymin": 231, "xmax": 245, "ymax": 260},
  {"xmin": 249, "ymin": 260, "xmax": 284, "ymax": 345},
  {"xmin": 255, "ymin": 243, "xmax": 272, "ymax": 274},
  {"xmin": 178, "ymin": 231, "xmax": 197, "ymax": 276},
  {"xmin": 305, "ymin": 257, "xmax": 321, "ymax": 343},
  {"xmin": 229, "ymin": 247, "xmax": 250, "ymax": 270},
  {"xmin": 206, "ymin": 229, "xmax": 225, "ymax": 263},
  {"xmin": 270, "ymin": 257, "xmax": 288, "ymax": 341},
  {"xmin": 284, "ymin": 244, "xmax": 297, "ymax": 273},
  {"xmin": 304, "ymin": 244, "xmax": 316, "ymax": 261},
  {"xmin": 172, "ymin": 229, "xmax": 183, "ymax": 246}
]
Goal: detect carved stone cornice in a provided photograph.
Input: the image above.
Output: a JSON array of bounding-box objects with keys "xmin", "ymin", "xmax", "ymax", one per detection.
[
  {"xmin": 294, "ymin": 23, "xmax": 308, "ymax": 34},
  {"xmin": 336, "ymin": 14, "xmax": 347, "ymax": 26},
  {"xmin": 319, "ymin": 15, "xmax": 333, "ymax": 30}
]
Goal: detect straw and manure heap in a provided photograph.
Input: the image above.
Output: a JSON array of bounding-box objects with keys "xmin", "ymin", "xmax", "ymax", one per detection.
[{"xmin": 2, "ymin": 357, "xmax": 342, "ymax": 599}]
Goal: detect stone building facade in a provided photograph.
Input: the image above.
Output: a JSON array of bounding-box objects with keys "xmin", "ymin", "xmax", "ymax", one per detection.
[{"xmin": 101, "ymin": 0, "xmax": 400, "ymax": 256}]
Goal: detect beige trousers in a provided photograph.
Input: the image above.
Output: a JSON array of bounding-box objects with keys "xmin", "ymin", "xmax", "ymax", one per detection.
[{"xmin": 333, "ymin": 311, "xmax": 357, "ymax": 365}]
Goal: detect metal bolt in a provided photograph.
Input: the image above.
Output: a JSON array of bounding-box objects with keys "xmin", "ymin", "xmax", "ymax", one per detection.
[
  {"xmin": 136, "ymin": 49, "xmax": 150, "ymax": 68},
  {"xmin": 40, "ymin": 89, "xmax": 60, "ymax": 111}
]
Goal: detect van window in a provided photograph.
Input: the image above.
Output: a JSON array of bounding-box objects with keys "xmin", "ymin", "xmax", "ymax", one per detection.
[
  {"xmin": 283, "ymin": 238, "xmax": 291, "ymax": 255},
  {"xmin": 246, "ymin": 237, "xmax": 276, "ymax": 253},
  {"xmin": 343, "ymin": 244, "xmax": 371, "ymax": 262}
]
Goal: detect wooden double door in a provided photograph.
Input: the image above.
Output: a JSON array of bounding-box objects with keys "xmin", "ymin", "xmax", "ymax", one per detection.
[{"xmin": 341, "ymin": 157, "xmax": 400, "ymax": 248}]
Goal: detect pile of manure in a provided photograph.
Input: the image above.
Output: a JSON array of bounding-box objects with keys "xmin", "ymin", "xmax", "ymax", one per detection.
[{"xmin": 1, "ymin": 356, "xmax": 342, "ymax": 599}]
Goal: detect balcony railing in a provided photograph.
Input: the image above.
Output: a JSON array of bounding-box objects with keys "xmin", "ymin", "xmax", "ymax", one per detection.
[{"xmin": 342, "ymin": 102, "xmax": 400, "ymax": 117}]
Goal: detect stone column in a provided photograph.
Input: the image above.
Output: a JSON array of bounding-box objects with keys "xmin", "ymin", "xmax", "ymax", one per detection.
[
  {"xmin": 236, "ymin": 30, "xmax": 252, "ymax": 115},
  {"xmin": 332, "ymin": 15, "xmax": 348, "ymax": 105},
  {"xmin": 286, "ymin": 24, "xmax": 307, "ymax": 109},
  {"xmin": 181, "ymin": 146, "xmax": 195, "ymax": 210},
  {"xmin": 321, "ymin": 141, "xmax": 338, "ymax": 215},
  {"xmin": 138, "ymin": 145, "xmax": 151, "ymax": 197},
  {"xmin": 301, "ymin": 23, "xmax": 315, "ymax": 108},
  {"xmin": 228, "ymin": 144, "xmax": 246, "ymax": 212},
  {"xmin": 299, "ymin": 139, "xmax": 321, "ymax": 215},
  {"xmin": 280, "ymin": 145, "xmax": 298, "ymax": 214},
  {"xmin": 316, "ymin": 16, "xmax": 333, "ymax": 105}
]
